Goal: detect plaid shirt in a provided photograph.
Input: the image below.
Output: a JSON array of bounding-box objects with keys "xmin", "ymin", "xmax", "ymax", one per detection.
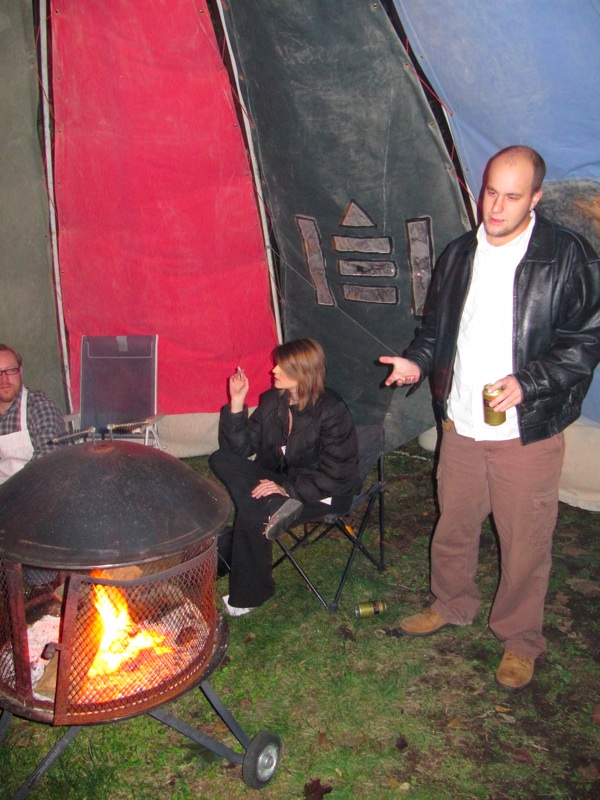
[{"xmin": 0, "ymin": 387, "xmax": 66, "ymax": 459}]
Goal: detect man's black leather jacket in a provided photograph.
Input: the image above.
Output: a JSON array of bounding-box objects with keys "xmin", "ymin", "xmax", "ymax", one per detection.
[{"xmin": 405, "ymin": 214, "xmax": 600, "ymax": 444}]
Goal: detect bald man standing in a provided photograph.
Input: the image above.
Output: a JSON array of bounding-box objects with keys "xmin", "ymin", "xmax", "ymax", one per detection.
[{"xmin": 381, "ymin": 146, "xmax": 600, "ymax": 690}]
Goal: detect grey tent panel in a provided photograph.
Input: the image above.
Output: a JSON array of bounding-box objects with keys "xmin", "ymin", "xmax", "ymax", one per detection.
[
  {"xmin": 0, "ymin": 0, "xmax": 65, "ymax": 409},
  {"xmin": 222, "ymin": 0, "xmax": 470, "ymax": 448}
]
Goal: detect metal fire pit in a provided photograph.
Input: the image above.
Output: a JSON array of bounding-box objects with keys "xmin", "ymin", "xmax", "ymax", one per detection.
[{"xmin": 0, "ymin": 441, "xmax": 282, "ymax": 796}]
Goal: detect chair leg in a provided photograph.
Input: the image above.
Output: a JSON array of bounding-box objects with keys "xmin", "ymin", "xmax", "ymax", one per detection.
[
  {"xmin": 377, "ymin": 453, "xmax": 386, "ymax": 571},
  {"xmin": 331, "ymin": 535, "xmax": 362, "ymax": 610},
  {"xmin": 331, "ymin": 495, "xmax": 383, "ymax": 606},
  {"xmin": 275, "ymin": 540, "xmax": 337, "ymax": 612},
  {"xmin": 378, "ymin": 491, "xmax": 385, "ymax": 572},
  {"xmin": 273, "ymin": 464, "xmax": 386, "ymax": 611},
  {"xmin": 337, "ymin": 499, "xmax": 382, "ymax": 569},
  {"xmin": 271, "ymin": 528, "xmax": 305, "ymax": 569}
]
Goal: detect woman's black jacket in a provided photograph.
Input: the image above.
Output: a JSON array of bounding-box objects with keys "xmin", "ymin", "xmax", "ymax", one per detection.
[{"xmin": 217, "ymin": 387, "xmax": 360, "ymax": 504}]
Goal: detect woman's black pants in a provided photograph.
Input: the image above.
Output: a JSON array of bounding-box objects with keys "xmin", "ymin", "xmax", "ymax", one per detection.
[{"xmin": 209, "ymin": 449, "xmax": 348, "ymax": 608}]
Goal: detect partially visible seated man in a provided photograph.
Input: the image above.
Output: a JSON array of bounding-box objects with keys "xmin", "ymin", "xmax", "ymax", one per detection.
[{"xmin": 0, "ymin": 343, "xmax": 66, "ymax": 484}]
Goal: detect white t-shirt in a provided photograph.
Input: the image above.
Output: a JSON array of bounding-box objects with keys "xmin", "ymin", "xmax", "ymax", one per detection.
[{"xmin": 447, "ymin": 213, "xmax": 535, "ymax": 441}]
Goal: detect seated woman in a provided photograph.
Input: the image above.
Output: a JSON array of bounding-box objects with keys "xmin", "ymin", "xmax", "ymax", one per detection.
[{"xmin": 209, "ymin": 338, "xmax": 360, "ymax": 615}]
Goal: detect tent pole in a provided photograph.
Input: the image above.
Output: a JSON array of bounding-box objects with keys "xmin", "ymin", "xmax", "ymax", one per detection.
[
  {"xmin": 39, "ymin": 0, "xmax": 73, "ymax": 412},
  {"xmin": 214, "ymin": 0, "xmax": 283, "ymax": 344}
]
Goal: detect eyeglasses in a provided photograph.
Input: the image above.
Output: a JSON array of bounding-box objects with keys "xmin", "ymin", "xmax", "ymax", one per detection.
[{"xmin": 0, "ymin": 367, "xmax": 20, "ymax": 377}]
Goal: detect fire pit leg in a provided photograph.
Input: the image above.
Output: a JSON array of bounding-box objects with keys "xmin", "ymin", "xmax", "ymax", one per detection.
[
  {"xmin": 10, "ymin": 725, "xmax": 82, "ymax": 800},
  {"xmin": 199, "ymin": 679, "xmax": 252, "ymax": 749},
  {"xmin": 148, "ymin": 680, "xmax": 282, "ymax": 789},
  {"xmin": 148, "ymin": 705, "xmax": 245, "ymax": 766},
  {"xmin": 199, "ymin": 679, "xmax": 282, "ymax": 789},
  {"xmin": 0, "ymin": 709, "xmax": 12, "ymax": 744}
]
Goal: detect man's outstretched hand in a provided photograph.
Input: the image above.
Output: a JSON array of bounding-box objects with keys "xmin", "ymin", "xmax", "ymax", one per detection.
[{"xmin": 379, "ymin": 356, "xmax": 421, "ymax": 387}]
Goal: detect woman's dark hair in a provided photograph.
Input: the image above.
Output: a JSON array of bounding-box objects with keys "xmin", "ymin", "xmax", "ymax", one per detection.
[{"xmin": 272, "ymin": 338, "xmax": 326, "ymax": 410}]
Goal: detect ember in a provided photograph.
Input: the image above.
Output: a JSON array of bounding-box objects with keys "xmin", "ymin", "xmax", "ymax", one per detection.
[{"xmin": 27, "ymin": 614, "xmax": 60, "ymax": 688}]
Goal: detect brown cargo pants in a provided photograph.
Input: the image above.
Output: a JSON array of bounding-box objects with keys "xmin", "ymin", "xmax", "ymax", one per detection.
[{"xmin": 430, "ymin": 422, "xmax": 565, "ymax": 658}]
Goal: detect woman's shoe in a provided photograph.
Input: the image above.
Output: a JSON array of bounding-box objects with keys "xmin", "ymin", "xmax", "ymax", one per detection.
[
  {"xmin": 222, "ymin": 594, "xmax": 255, "ymax": 617},
  {"xmin": 263, "ymin": 498, "xmax": 303, "ymax": 540}
]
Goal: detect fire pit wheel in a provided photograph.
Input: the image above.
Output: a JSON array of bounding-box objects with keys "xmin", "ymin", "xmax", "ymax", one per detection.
[{"xmin": 242, "ymin": 731, "xmax": 282, "ymax": 789}]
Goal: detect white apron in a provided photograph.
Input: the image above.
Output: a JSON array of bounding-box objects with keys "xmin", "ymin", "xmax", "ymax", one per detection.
[{"xmin": 0, "ymin": 387, "xmax": 34, "ymax": 484}]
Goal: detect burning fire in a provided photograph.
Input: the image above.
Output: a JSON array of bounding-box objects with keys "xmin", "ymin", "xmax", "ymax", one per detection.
[{"xmin": 88, "ymin": 579, "xmax": 172, "ymax": 678}]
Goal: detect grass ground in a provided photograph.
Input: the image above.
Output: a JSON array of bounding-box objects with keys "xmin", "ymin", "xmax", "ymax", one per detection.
[{"xmin": 1, "ymin": 440, "xmax": 599, "ymax": 799}]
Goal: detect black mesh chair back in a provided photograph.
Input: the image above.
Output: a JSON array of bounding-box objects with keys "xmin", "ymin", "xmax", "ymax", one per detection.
[
  {"xmin": 80, "ymin": 335, "xmax": 158, "ymax": 432},
  {"xmin": 56, "ymin": 335, "xmax": 163, "ymax": 447},
  {"xmin": 273, "ymin": 424, "xmax": 385, "ymax": 612}
]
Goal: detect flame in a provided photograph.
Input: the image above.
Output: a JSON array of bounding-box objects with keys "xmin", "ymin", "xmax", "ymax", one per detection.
[{"xmin": 88, "ymin": 581, "xmax": 172, "ymax": 678}]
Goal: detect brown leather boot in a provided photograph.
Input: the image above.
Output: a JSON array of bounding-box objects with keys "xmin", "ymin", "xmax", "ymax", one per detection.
[
  {"xmin": 399, "ymin": 608, "xmax": 450, "ymax": 637},
  {"xmin": 495, "ymin": 651, "xmax": 535, "ymax": 691}
]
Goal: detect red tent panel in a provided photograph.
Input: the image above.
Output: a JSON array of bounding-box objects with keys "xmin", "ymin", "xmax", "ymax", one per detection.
[{"xmin": 51, "ymin": 0, "xmax": 278, "ymax": 413}]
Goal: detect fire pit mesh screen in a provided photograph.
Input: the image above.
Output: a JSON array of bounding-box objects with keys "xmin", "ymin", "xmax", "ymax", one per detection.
[
  {"xmin": 56, "ymin": 545, "xmax": 217, "ymax": 722},
  {"xmin": 0, "ymin": 563, "xmax": 16, "ymax": 692},
  {"xmin": 22, "ymin": 568, "xmax": 60, "ymax": 604}
]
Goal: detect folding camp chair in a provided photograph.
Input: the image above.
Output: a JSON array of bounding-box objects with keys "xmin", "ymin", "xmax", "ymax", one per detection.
[
  {"xmin": 58, "ymin": 335, "xmax": 163, "ymax": 447},
  {"xmin": 273, "ymin": 424, "xmax": 385, "ymax": 612}
]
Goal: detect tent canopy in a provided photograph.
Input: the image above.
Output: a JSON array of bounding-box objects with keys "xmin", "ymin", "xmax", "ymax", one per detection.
[{"xmin": 1, "ymin": 0, "xmax": 598, "ymax": 451}]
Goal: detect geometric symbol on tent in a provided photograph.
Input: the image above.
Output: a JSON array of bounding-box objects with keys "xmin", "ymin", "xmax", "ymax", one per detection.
[
  {"xmin": 333, "ymin": 204, "xmax": 397, "ymax": 303},
  {"xmin": 295, "ymin": 215, "xmax": 335, "ymax": 306},
  {"xmin": 339, "ymin": 200, "xmax": 376, "ymax": 228},
  {"xmin": 338, "ymin": 260, "xmax": 396, "ymax": 277},
  {"xmin": 331, "ymin": 235, "xmax": 392, "ymax": 254},
  {"xmin": 406, "ymin": 216, "xmax": 434, "ymax": 317},
  {"xmin": 341, "ymin": 285, "xmax": 397, "ymax": 304}
]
